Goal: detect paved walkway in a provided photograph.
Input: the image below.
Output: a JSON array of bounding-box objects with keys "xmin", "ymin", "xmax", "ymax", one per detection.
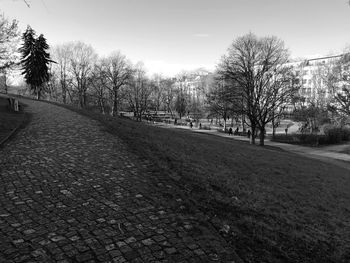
[
  {"xmin": 154, "ymin": 122, "xmax": 350, "ymax": 169},
  {"xmin": 0, "ymin": 100, "xmax": 240, "ymax": 263}
]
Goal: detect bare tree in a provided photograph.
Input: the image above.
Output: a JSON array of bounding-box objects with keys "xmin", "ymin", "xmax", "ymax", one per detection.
[
  {"xmin": 0, "ymin": 13, "xmax": 19, "ymax": 70},
  {"xmin": 334, "ymin": 87, "xmax": 350, "ymax": 118},
  {"xmin": 174, "ymin": 86, "xmax": 188, "ymax": 119},
  {"xmin": 331, "ymin": 52, "xmax": 350, "ymax": 123},
  {"xmin": 149, "ymin": 73, "xmax": 165, "ymax": 114},
  {"xmin": 125, "ymin": 62, "xmax": 152, "ymax": 121},
  {"xmin": 45, "ymin": 63, "xmax": 60, "ymax": 101},
  {"xmin": 206, "ymin": 74, "xmax": 241, "ymax": 130},
  {"xmin": 51, "ymin": 43, "xmax": 73, "ymax": 103},
  {"xmin": 69, "ymin": 41, "xmax": 97, "ymax": 108},
  {"xmin": 0, "ymin": 68, "xmax": 11, "ymax": 94},
  {"xmin": 101, "ymin": 51, "xmax": 132, "ymax": 116},
  {"xmin": 89, "ymin": 61, "xmax": 109, "ymax": 114},
  {"xmin": 174, "ymin": 72, "xmax": 191, "ymax": 119},
  {"xmin": 162, "ymin": 78, "xmax": 176, "ymax": 117},
  {"xmin": 0, "ymin": 13, "xmax": 19, "ymax": 94},
  {"xmin": 220, "ymin": 33, "xmax": 298, "ymax": 145}
]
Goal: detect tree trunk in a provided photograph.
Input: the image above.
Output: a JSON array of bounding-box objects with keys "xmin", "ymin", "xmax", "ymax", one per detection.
[
  {"xmin": 138, "ymin": 112, "xmax": 142, "ymax": 122},
  {"xmin": 259, "ymin": 127, "xmax": 265, "ymax": 146},
  {"xmin": 4, "ymin": 75, "xmax": 8, "ymax": 94},
  {"xmin": 100, "ymin": 98, "xmax": 105, "ymax": 114},
  {"xmin": 242, "ymin": 114, "xmax": 246, "ymax": 132},
  {"xmin": 111, "ymin": 89, "xmax": 118, "ymax": 117},
  {"xmin": 83, "ymin": 91, "xmax": 87, "ymax": 108},
  {"xmin": 272, "ymin": 117, "xmax": 276, "ymax": 139},
  {"xmin": 250, "ymin": 125, "xmax": 256, "ymax": 145},
  {"xmin": 62, "ymin": 84, "xmax": 66, "ymax": 104},
  {"xmin": 36, "ymin": 86, "xmax": 40, "ymax": 100},
  {"xmin": 79, "ymin": 92, "xmax": 84, "ymax": 108}
]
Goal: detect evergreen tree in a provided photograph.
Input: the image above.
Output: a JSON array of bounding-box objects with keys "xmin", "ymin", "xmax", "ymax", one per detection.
[{"xmin": 20, "ymin": 26, "xmax": 53, "ymax": 99}]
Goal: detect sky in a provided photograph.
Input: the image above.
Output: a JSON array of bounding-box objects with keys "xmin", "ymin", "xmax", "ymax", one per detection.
[{"xmin": 1, "ymin": 0, "xmax": 350, "ymax": 76}]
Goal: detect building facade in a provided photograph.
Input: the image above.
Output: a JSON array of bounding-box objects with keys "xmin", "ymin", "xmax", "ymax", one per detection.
[{"xmin": 289, "ymin": 54, "xmax": 343, "ymax": 107}]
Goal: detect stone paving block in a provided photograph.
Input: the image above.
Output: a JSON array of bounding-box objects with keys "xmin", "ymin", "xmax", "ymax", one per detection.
[{"xmin": 112, "ymin": 256, "xmax": 127, "ymax": 263}]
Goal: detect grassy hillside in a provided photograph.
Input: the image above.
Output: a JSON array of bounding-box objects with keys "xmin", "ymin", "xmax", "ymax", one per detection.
[{"xmin": 50, "ymin": 103, "xmax": 350, "ymax": 262}]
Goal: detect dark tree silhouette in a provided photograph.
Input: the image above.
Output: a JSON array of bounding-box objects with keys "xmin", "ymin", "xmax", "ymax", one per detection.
[
  {"xmin": 219, "ymin": 33, "xmax": 299, "ymax": 145},
  {"xmin": 175, "ymin": 88, "xmax": 187, "ymax": 119},
  {"xmin": 20, "ymin": 26, "xmax": 54, "ymax": 99}
]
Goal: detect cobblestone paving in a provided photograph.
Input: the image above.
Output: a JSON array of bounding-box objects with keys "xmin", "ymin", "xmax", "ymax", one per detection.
[{"xmin": 0, "ymin": 100, "xmax": 240, "ymax": 263}]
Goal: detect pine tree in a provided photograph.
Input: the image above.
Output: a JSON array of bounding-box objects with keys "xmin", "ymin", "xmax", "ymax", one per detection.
[{"xmin": 20, "ymin": 26, "xmax": 53, "ymax": 99}]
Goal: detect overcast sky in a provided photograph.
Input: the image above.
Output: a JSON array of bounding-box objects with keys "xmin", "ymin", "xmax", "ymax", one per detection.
[{"xmin": 1, "ymin": 0, "xmax": 350, "ymax": 76}]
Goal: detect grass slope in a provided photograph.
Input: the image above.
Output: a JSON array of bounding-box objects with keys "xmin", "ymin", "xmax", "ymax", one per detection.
[{"xmin": 57, "ymin": 105, "xmax": 350, "ymax": 263}]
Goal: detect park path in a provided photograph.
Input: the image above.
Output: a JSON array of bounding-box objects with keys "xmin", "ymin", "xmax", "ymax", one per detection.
[
  {"xmin": 155, "ymin": 122, "xmax": 350, "ymax": 170},
  {"xmin": 0, "ymin": 100, "xmax": 239, "ymax": 263}
]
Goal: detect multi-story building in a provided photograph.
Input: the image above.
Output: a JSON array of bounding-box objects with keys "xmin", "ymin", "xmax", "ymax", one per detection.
[
  {"xmin": 288, "ymin": 54, "xmax": 343, "ymax": 107},
  {"xmin": 174, "ymin": 54, "xmax": 349, "ymax": 116},
  {"xmin": 174, "ymin": 68, "xmax": 213, "ymax": 102}
]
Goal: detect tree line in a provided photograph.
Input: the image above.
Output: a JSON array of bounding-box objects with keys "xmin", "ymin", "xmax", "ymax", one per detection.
[
  {"xmin": 0, "ymin": 18, "xmax": 209, "ymax": 121},
  {"xmin": 1, "ymin": 12, "xmax": 350, "ymax": 146},
  {"xmin": 47, "ymin": 41, "xmax": 211, "ymax": 121}
]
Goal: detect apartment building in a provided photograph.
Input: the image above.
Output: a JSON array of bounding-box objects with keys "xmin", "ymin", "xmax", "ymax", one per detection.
[
  {"xmin": 289, "ymin": 54, "xmax": 343, "ymax": 106},
  {"xmin": 174, "ymin": 69, "xmax": 213, "ymax": 101}
]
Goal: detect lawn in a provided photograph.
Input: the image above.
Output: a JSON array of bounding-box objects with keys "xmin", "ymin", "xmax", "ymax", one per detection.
[
  {"xmin": 0, "ymin": 96, "xmax": 27, "ymax": 144},
  {"xmin": 53, "ymin": 104, "xmax": 350, "ymax": 262},
  {"xmin": 340, "ymin": 147, "xmax": 350, "ymax": 154}
]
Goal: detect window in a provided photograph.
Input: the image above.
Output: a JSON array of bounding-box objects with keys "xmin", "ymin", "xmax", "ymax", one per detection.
[{"xmin": 302, "ymin": 79, "xmax": 307, "ymax": 84}]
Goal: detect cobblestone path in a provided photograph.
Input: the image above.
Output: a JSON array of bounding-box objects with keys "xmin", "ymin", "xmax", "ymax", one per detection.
[{"xmin": 0, "ymin": 100, "xmax": 239, "ymax": 263}]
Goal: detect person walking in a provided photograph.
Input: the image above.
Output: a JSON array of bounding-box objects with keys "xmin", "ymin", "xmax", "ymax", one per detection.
[{"xmin": 228, "ymin": 127, "xmax": 233, "ymax": 135}]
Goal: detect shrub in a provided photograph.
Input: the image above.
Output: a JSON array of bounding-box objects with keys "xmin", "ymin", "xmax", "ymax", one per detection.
[
  {"xmin": 341, "ymin": 127, "xmax": 350, "ymax": 141},
  {"xmin": 272, "ymin": 134, "xmax": 327, "ymax": 146},
  {"xmin": 324, "ymin": 125, "xmax": 350, "ymax": 143},
  {"xmin": 298, "ymin": 134, "xmax": 325, "ymax": 145},
  {"xmin": 324, "ymin": 126, "xmax": 343, "ymax": 144},
  {"xmin": 273, "ymin": 125, "xmax": 350, "ymax": 146},
  {"xmin": 272, "ymin": 134, "xmax": 297, "ymax": 144}
]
